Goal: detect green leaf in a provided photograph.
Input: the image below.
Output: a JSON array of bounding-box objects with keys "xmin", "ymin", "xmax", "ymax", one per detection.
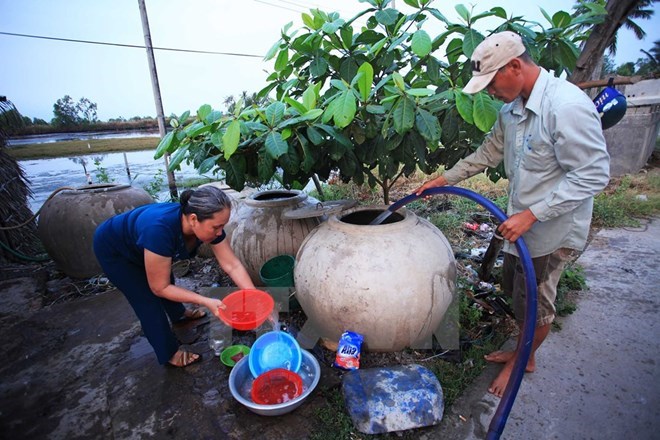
[
  {"xmin": 154, "ymin": 131, "xmax": 175, "ymax": 159},
  {"xmin": 403, "ymin": 0, "xmax": 419, "ymax": 8},
  {"xmin": 415, "ymin": 108, "xmax": 441, "ymax": 143},
  {"xmin": 317, "ymin": 124, "xmax": 352, "ymax": 148},
  {"xmin": 179, "ymin": 110, "xmax": 190, "ymax": 123},
  {"xmin": 274, "ymin": 49, "xmax": 289, "ymax": 72},
  {"xmin": 366, "ymin": 104, "xmax": 385, "ymax": 114},
  {"xmin": 556, "ymin": 39, "xmax": 579, "ymax": 71},
  {"xmin": 411, "ymin": 29, "xmax": 432, "ymax": 58},
  {"xmin": 446, "ymin": 38, "xmax": 464, "ymax": 65},
  {"xmin": 340, "ymin": 25, "xmax": 353, "ymax": 49},
  {"xmin": 210, "ymin": 131, "xmax": 223, "ymax": 148},
  {"xmin": 265, "ymin": 101, "xmax": 286, "ymax": 126},
  {"xmin": 265, "ymin": 131, "xmax": 288, "ymax": 159},
  {"xmin": 405, "ymin": 88, "xmax": 434, "ymax": 97},
  {"xmin": 222, "ymin": 120, "xmax": 241, "ymax": 160},
  {"xmin": 322, "ymin": 19, "xmax": 344, "ymax": 34},
  {"xmin": 455, "ymin": 91, "xmax": 474, "ymax": 125},
  {"xmin": 257, "ymin": 151, "xmax": 275, "ymax": 182},
  {"xmin": 454, "ymin": 4, "xmax": 470, "ymax": 22},
  {"xmin": 552, "ymin": 11, "xmax": 571, "ymax": 28},
  {"xmin": 375, "ymin": 9, "xmax": 399, "ymax": 26},
  {"xmin": 490, "ymin": 6, "xmax": 507, "ymax": 19},
  {"xmin": 472, "ymin": 93, "xmax": 499, "ymax": 132},
  {"xmin": 333, "ymin": 90, "xmax": 357, "ymax": 129},
  {"xmin": 168, "ymin": 144, "xmax": 189, "ymax": 171},
  {"xmin": 357, "ymin": 62, "xmax": 373, "ymax": 102},
  {"xmin": 392, "ymin": 72, "xmax": 405, "ymax": 91},
  {"xmin": 198, "ymin": 154, "xmax": 220, "ymax": 174},
  {"xmin": 302, "ymin": 13, "xmax": 315, "ymax": 29},
  {"xmin": 185, "ymin": 122, "xmax": 211, "ymax": 138},
  {"xmin": 279, "ymin": 146, "xmax": 300, "ymax": 175},
  {"xmin": 392, "ymin": 96, "xmax": 415, "ymax": 135},
  {"xmin": 264, "ymin": 39, "xmax": 282, "ymax": 61},
  {"xmin": 306, "ymin": 126, "xmax": 324, "ymax": 145},
  {"xmin": 226, "ymin": 155, "xmax": 246, "ymax": 190},
  {"xmin": 462, "ymin": 29, "xmax": 484, "ymax": 58},
  {"xmin": 284, "ymin": 97, "xmax": 307, "ymax": 115},
  {"xmin": 197, "ymin": 104, "xmax": 212, "ymax": 121},
  {"xmin": 330, "ymin": 79, "xmax": 348, "ymax": 91},
  {"xmin": 309, "ymin": 56, "xmax": 329, "ymax": 77},
  {"xmin": 205, "ymin": 110, "xmax": 222, "ymax": 124},
  {"xmin": 426, "ymin": 57, "xmax": 440, "ymax": 82},
  {"xmin": 385, "ymin": 135, "xmax": 403, "ymax": 151},
  {"xmin": 368, "ymin": 37, "xmax": 388, "ymax": 57},
  {"xmin": 302, "ymin": 84, "xmax": 317, "ymax": 111},
  {"xmin": 540, "ymin": 8, "xmax": 553, "ymax": 25}
]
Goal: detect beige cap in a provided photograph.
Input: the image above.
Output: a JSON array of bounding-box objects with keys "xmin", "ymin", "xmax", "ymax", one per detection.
[{"xmin": 463, "ymin": 31, "xmax": 526, "ymax": 94}]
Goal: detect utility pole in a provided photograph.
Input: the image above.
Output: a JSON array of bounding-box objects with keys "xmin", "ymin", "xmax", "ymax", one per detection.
[{"xmin": 137, "ymin": 0, "xmax": 178, "ymax": 199}]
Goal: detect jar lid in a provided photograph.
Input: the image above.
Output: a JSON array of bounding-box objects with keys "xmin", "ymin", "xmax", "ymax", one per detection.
[{"xmin": 282, "ymin": 199, "xmax": 357, "ymax": 219}]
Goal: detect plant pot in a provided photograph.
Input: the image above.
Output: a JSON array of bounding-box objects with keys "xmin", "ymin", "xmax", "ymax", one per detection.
[
  {"xmin": 37, "ymin": 184, "xmax": 153, "ymax": 278},
  {"xmin": 294, "ymin": 206, "xmax": 456, "ymax": 352}
]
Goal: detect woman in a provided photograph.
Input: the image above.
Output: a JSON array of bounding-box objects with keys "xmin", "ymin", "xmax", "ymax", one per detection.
[{"xmin": 93, "ymin": 186, "xmax": 255, "ymax": 367}]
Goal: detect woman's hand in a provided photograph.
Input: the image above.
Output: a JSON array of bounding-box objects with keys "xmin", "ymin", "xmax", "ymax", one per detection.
[{"xmin": 204, "ymin": 297, "xmax": 227, "ymax": 319}]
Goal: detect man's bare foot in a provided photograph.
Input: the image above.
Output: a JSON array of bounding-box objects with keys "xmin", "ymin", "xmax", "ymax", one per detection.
[
  {"xmin": 488, "ymin": 359, "xmax": 514, "ymax": 397},
  {"xmin": 485, "ymin": 350, "xmax": 535, "ymax": 372}
]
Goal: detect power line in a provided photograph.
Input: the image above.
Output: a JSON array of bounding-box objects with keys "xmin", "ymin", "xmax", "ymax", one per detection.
[{"xmin": 0, "ymin": 31, "xmax": 262, "ymax": 58}]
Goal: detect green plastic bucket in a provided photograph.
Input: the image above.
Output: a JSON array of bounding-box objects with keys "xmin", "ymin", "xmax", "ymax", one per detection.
[{"xmin": 259, "ymin": 255, "xmax": 295, "ymax": 287}]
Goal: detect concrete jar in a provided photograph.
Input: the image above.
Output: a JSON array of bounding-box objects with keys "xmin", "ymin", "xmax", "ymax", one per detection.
[
  {"xmin": 38, "ymin": 184, "xmax": 153, "ymax": 279},
  {"xmin": 294, "ymin": 206, "xmax": 456, "ymax": 352},
  {"xmin": 228, "ymin": 189, "xmax": 319, "ymax": 284}
]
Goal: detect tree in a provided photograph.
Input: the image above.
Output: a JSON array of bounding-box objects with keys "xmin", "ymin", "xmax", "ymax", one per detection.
[
  {"xmin": 51, "ymin": 95, "xmax": 98, "ymax": 127},
  {"xmin": 223, "ymin": 91, "xmax": 271, "ymax": 114},
  {"xmin": 52, "ymin": 95, "xmax": 80, "ymax": 126},
  {"xmin": 77, "ymin": 97, "xmax": 98, "ymax": 124},
  {"xmin": 156, "ymin": 1, "xmax": 605, "ymax": 203},
  {"xmin": 569, "ymin": 0, "xmax": 656, "ymax": 84}
]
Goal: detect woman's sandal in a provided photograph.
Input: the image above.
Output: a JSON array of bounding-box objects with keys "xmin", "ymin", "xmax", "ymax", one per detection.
[
  {"xmin": 168, "ymin": 350, "xmax": 201, "ymax": 368},
  {"xmin": 176, "ymin": 307, "xmax": 207, "ymax": 324}
]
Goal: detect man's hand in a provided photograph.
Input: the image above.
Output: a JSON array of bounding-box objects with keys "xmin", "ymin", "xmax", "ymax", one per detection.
[
  {"xmin": 497, "ymin": 209, "xmax": 538, "ymax": 242},
  {"xmin": 415, "ymin": 175, "xmax": 449, "ymax": 196}
]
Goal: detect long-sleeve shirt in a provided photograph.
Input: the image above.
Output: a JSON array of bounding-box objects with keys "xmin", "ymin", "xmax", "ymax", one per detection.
[{"xmin": 443, "ymin": 68, "xmax": 610, "ymax": 257}]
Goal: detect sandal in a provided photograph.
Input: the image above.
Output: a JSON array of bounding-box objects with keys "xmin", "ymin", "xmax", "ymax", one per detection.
[
  {"xmin": 168, "ymin": 350, "xmax": 201, "ymax": 368},
  {"xmin": 180, "ymin": 307, "xmax": 207, "ymax": 322}
]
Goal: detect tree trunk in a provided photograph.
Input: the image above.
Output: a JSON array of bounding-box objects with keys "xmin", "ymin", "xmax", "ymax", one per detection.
[{"xmin": 568, "ymin": 0, "xmax": 642, "ymax": 85}]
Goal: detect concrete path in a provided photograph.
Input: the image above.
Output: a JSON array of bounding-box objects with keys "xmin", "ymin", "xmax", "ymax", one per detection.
[{"xmin": 437, "ymin": 217, "xmax": 660, "ymax": 439}]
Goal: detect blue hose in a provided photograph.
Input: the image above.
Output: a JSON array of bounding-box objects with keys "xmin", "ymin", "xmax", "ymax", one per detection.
[{"xmin": 387, "ymin": 187, "xmax": 537, "ymax": 440}]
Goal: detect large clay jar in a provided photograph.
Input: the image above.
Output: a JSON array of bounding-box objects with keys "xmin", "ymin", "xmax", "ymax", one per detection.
[
  {"xmin": 38, "ymin": 184, "xmax": 153, "ymax": 279},
  {"xmin": 228, "ymin": 189, "xmax": 319, "ymax": 284},
  {"xmin": 294, "ymin": 206, "xmax": 456, "ymax": 352}
]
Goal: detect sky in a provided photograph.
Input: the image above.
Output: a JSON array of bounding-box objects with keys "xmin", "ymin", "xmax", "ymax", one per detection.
[{"xmin": 1, "ymin": 0, "xmax": 658, "ymax": 123}]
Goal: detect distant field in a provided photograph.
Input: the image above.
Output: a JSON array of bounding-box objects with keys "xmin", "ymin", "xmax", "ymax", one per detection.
[{"xmin": 7, "ymin": 137, "xmax": 161, "ymax": 160}]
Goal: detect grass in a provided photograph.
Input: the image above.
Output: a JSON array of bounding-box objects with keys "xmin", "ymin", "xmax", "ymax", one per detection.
[
  {"xmin": 6, "ymin": 137, "xmax": 161, "ymax": 159},
  {"xmin": 592, "ymin": 171, "xmax": 660, "ymax": 228}
]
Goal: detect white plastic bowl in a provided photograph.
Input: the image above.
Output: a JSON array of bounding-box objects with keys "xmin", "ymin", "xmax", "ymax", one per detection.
[{"xmin": 228, "ymin": 349, "xmax": 320, "ymax": 416}]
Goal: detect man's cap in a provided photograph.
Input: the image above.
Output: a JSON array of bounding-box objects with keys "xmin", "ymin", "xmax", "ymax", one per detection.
[{"xmin": 463, "ymin": 31, "xmax": 526, "ymax": 94}]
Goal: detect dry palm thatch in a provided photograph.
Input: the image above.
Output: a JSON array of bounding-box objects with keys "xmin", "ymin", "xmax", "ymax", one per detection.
[{"xmin": 0, "ymin": 97, "xmax": 42, "ymax": 263}]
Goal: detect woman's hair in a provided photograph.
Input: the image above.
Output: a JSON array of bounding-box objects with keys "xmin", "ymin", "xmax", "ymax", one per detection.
[{"xmin": 180, "ymin": 186, "xmax": 232, "ymax": 221}]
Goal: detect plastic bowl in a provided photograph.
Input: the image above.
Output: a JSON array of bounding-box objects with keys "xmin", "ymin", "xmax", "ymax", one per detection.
[
  {"xmin": 218, "ymin": 289, "xmax": 274, "ymax": 331},
  {"xmin": 229, "ymin": 349, "xmax": 321, "ymax": 416},
  {"xmin": 249, "ymin": 331, "xmax": 302, "ymax": 378},
  {"xmin": 251, "ymin": 368, "xmax": 303, "ymax": 405},
  {"xmin": 220, "ymin": 345, "xmax": 251, "ymax": 367}
]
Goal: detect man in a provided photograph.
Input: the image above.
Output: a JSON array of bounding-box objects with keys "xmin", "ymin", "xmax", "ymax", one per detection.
[{"xmin": 416, "ymin": 31, "xmax": 610, "ymax": 397}]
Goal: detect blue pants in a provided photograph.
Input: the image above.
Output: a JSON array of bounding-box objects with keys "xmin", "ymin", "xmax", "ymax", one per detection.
[{"xmin": 93, "ymin": 226, "xmax": 185, "ymax": 364}]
